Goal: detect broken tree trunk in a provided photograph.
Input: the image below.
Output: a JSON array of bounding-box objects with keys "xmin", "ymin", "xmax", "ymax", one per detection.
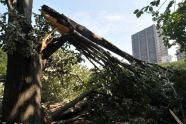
[
  {"xmin": 51, "ymin": 90, "xmax": 93, "ymax": 121},
  {"xmin": 41, "ymin": 4, "xmax": 168, "ymax": 73},
  {"xmin": 41, "ymin": 36, "xmax": 69, "ymax": 59},
  {"xmin": 41, "ymin": 5, "xmax": 145, "ymax": 66}
]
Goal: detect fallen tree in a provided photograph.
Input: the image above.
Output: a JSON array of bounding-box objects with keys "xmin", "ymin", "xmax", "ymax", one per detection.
[
  {"xmin": 0, "ymin": 1, "xmax": 184, "ymax": 123},
  {"xmin": 40, "ymin": 5, "xmax": 186, "ymax": 124}
]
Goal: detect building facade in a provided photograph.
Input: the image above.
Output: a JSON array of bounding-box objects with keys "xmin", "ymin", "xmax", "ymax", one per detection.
[{"xmin": 131, "ymin": 25, "xmax": 168, "ymax": 64}]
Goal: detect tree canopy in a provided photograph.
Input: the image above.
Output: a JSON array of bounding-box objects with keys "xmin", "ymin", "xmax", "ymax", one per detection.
[{"xmin": 134, "ymin": 0, "xmax": 186, "ymax": 53}]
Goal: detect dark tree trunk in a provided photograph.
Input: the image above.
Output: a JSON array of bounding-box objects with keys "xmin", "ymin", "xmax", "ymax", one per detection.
[
  {"xmin": 2, "ymin": 0, "xmax": 42, "ymax": 123},
  {"xmin": 3, "ymin": 54, "xmax": 42, "ymax": 123}
]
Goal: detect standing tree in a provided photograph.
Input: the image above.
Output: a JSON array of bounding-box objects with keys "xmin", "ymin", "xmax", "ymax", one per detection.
[
  {"xmin": 1, "ymin": 0, "xmax": 43, "ymax": 123},
  {"xmin": 0, "ymin": 1, "xmax": 85, "ymax": 123},
  {"xmin": 134, "ymin": 0, "xmax": 186, "ymax": 53}
]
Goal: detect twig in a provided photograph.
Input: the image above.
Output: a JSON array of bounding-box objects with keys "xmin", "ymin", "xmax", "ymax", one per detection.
[{"xmin": 169, "ymin": 109, "xmax": 183, "ymax": 124}]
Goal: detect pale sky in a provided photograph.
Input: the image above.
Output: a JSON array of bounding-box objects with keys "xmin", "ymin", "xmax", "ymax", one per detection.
[{"xmin": 0, "ymin": 0, "xmax": 176, "ymax": 55}]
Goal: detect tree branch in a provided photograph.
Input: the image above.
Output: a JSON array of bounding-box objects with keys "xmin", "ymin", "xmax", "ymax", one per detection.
[
  {"xmin": 41, "ymin": 5, "xmax": 144, "ymax": 65},
  {"xmin": 41, "ymin": 5, "xmax": 168, "ymax": 72},
  {"xmin": 69, "ymin": 38, "xmax": 107, "ymax": 66},
  {"xmin": 6, "ymin": 0, "xmax": 16, "ymax": 10},
  {"xmin": 71, "ymin": 31, "xmax": 134, "ymax": 71},
  {"xmin": 41, "ymin": 35, "xmax": 70, "ymax": 59},
  {"xmin": 49, "ymin": 90, "xmax": 111, "ymax": 122},
  {"xmin": 51, "ymin": 103, "xmax": 87, "ymax": 121},
  {"xmin": 51, "ymin": 90, "xmax": 94, "ymax": 121},
  {"xmin": 169, "ymin": 109, "xmax": 183, "ymax": 124}
]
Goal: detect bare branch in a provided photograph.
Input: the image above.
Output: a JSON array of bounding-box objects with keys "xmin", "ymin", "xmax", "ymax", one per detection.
[
  {"xmin": 169, "ymin": 109, "xmax": 183, "ymax": 124},
  {"xmin": 40, "ymin": 29, "xmax": 56, "ymax": 53},
  {"xmin": 71, "ymin": 31, "xmax": 133, "ymax": 71}
]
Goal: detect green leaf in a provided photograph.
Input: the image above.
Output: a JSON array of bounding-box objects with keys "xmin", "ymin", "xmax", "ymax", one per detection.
[
  {"xmin": 0, "ymin": 0, "xmax": 6, "ymax": 5},
  {"xmin": 134, "ymin": 9, "xmax": 139, "ymax": 14},
  {"xmin": 144, "ymin": 6, "xmax": 149, "ymax": 11},
  {"xmin": 150, "ymin": 1, "xmax": 156, "ymax": 6},
  {"xmin": 152, "ymin": 17, "xmax": 157, "ymax": 21},
  {"xmin": 136, "ymin": 11, "xmax": 143, "ymax": 18},
  {"xmin": 149, "ymin": 6, "xmax": 153, "ymax": 12},
  {"xmin": 156, "ymin": 0, "xmax": 160, "ymax": 6}
]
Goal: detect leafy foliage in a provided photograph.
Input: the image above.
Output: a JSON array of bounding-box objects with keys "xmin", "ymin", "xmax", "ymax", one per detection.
[
  {"xmin": 0, "ymin": 11, "xmax": 37, "ymax": 56},
  {"xmin": 0, "ymin": 48, "xmax": 6, "ymax": 75},
  {"xmin": 162, "ymin": 60, "xmax": 186, "ymax": 113},
  {"xmin": 171, "ymin": 63, "xmax": 186, "ymax": 117},
  {"xmin": 134, "ymin": 0, "xmax": 186, "ymax": 52},
  {"xmin": 0, "ymin": 0, "xmax": 6, "ymax": 5},
  {"xmin": 85, "ymin": 65, "xmax": 183, "ymax": 123},
  {"xmin": 0, "ymin": 8, "xmax": 51, "ymax": 57},
  {"xmin": 42, "ymin": 45, "xmax": 91, "ymax": 102}
]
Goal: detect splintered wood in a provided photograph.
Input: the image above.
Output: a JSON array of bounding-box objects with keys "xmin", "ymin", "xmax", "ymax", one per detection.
[
  {"xmin": 41, "ymin": 11, "xmax": 70, "ymax": 34},
  {"xmin": 41, "ymin": 5, "xmax": 166, "ymax": 72}
]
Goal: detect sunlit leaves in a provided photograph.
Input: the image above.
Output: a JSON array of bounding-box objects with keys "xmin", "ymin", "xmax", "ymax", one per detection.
[
  {"xmin": 0, "ymin": 48, "xmax": 7, "ymax": 75},
  {"xmin": 42, "ymin": 47, "xmax": 91, "ymax": 102}
]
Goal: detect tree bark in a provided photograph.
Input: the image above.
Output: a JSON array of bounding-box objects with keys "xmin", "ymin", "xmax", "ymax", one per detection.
[
  {"xmin": 3, "ymin": 54, "xmax": 42, "ymax": 123},
  {"xmin": 51, "ymin": 90, "xmax": 93, "ymax": 121},
  {"xmin": 2, "ymin": 0, "xmax": 42, "ymax": 123}
]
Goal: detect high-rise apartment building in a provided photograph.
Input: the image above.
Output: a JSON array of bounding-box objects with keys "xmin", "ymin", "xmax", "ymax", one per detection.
[{"xmin": 131, "ymin": 25, "xmax": 168, "ymax": 64}]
